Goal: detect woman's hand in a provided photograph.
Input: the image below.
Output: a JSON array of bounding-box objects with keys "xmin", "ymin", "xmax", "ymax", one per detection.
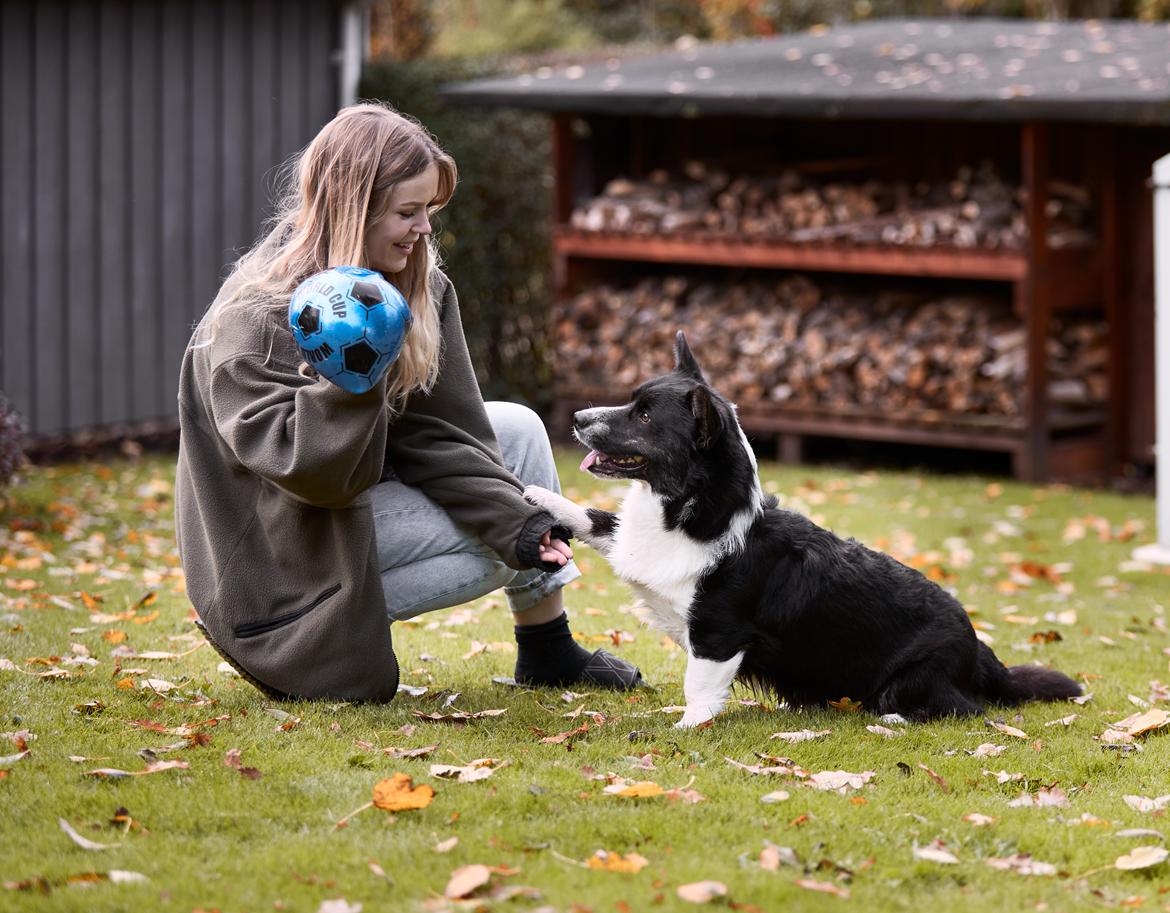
[{"xmin": 539, "ymin": 529, "xmax": 573, "ymax": 566}]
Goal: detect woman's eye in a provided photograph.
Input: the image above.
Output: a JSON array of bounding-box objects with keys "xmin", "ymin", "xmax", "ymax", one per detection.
[
  {"xmin": 638, "ymin": 411, "xmax": 650, "ymax": 424},
  {"xmin": 398, "ymin": 211, "xmax": 415, "ymax": 219}
]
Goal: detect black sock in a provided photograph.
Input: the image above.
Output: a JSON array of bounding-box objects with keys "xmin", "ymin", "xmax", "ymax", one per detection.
[{"xmin": 513, "ymin": 613, "xmax": 592, "ymax": 686}]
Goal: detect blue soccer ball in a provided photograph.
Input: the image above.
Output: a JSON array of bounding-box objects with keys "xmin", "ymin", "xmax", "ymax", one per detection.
[{"xmin": 288, "ymin": 266, "xmax": 412, "ymax": 394}]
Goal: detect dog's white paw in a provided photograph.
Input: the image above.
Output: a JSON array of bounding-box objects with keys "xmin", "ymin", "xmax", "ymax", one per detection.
[
  {"xmin": 523, "ymin": 485, "xmax": 563, "ymax": 516},
  {"xmin": 675, "ymin": 707, "xmax": 716, "ymax": 729},
  {"xmin": 879, "ymin": 713, "xmax": 908, "ymax": 725}
]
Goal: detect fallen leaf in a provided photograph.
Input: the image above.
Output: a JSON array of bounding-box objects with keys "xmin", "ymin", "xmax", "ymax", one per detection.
[
  {"xmin": 761, "ymin": 790, "xmax": 791, "ymax": 804},
  {"xmin": 769, "ymin": 729, "xmax": 831, "ymax": 744},
  {"xmin": 382, "ymin": 744, "xmax": 439, "ymax": 760},
  {"xmin": 434, "ymin": 837, "xmax": 458, "ymax": 853},
  {"xmin": 585, "ymin": 850, "xmax": 649, "ymax": 873},
  {"xmin": 665, "ymin": 787, "xmax": 706, "ymax": 804},
  {"xmin": 84, "ymin": 760, "xmax": 189, "ymax": 778},
  {"xmin": 963, "ymin": 813, "xmax": 998, "ymax": 826},
  {"xmin": 371, "ymin": 773, "xmax": 435, "ymax": 811},
  {"xmin": 984, "ymin": 854, "xmax": 1057, "ymax": 876},
  {"xmin": 806, "ymin": 770, "xmax": 875, "ymax": 793},
  {"xmin": 677, "ymin": 880, "xmax": 728, "ymax": 903},
  {"xmin": 987, "ymin": 720, "xmax": 1029, "ymax": 740},
  {"xmin": 866, "ymin": 724, "xmax": 900, "ymax": 738},
  {"xmin": 913, "ymin": 844, "xmax": 959, "ymax": 864},
  {"xmin": 1117, "ymin": 708, "xmax": 1170, "ymax": 738},
  {"xmin": 445, "ymin": 864, "xmax": 493, "ymax": 899},
  {"xmin": 1116, "ymin": 846, "xmax": 1170, "ymax": 871},
  {"xmin": 1124, "ymin": 795, "xmax": 1170, "ymax": 813},
  {"xmin": 429, "ymin": 759, "xmax": 502, "ymax": 783},
  {"xmin": 605, "ymin": 780, "xmax": 664, "ymax": 798},
  {"xmin": 918, "ymin": 763, "xmax": 949, "ymax": 793},
  {"xmin": 968, "ymin": 743, "xmax": 1007, "ymax": 758},
  {"xmin": 58, "ymin": 818, "xmax": 122, "ymax": 851},
  {"xmin": 540, "ymin": 723, "xmax": 590, "ymax": 745},
  {"xmin": 828, "ymin": 697, "xmax": 862, "ymax": 713},
  {"xmin": 794, "ymin": 878, "xmax": 850, "ymax": 898},
  {"xmin": 317, "ymin": 900, "xmax": 362, "ymax": 913}
]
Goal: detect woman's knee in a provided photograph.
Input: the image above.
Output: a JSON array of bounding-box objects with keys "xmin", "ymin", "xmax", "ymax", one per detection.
[{"xmin": 484, "ymin": 401, "xmax": 558, "ymax": 486}]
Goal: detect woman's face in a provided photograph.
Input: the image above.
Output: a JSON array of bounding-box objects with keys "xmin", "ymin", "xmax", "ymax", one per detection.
[{"xmin": 364, "ymin": 163, "xmax": 440, "ymax": 274}]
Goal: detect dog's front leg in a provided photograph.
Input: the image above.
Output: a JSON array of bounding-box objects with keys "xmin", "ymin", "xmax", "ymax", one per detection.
[
  {"xmin": 676, "ymin": 650, "xmax": 745, "ymax": 728},
  {"xmin": 523, "ymin": 486, "xmax": 618, "ymax": 558}
]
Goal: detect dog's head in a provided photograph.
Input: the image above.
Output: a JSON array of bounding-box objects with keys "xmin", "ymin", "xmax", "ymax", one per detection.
[{"xmin": 573, "ymin": 331, "xmax": 746, "ymax": 500}]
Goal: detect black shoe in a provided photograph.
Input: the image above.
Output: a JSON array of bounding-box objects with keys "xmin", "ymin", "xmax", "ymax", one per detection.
[
  {"xmin": 513, "ymin": 648, "xmax": 644, "ymax": 691},
  {"xmin": 194, "ymin": 618, "xmax": 289, "ymax": 700}
]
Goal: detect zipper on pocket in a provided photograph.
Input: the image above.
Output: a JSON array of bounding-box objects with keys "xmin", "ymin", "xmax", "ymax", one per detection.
[{"xmin": 234, "ymin": 583, "xmax": 342, "ymax": 639}]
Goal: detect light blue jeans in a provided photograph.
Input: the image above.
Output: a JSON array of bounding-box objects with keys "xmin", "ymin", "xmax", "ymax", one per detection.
[{"xmin": 371, "ymin": 401, "xmax": 581, "ymax": 622}]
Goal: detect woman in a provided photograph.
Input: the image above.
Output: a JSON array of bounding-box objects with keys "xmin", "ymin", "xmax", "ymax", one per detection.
[{"xmin": 175, "ymin": 102, "xmax": 640, "ymax": 701}]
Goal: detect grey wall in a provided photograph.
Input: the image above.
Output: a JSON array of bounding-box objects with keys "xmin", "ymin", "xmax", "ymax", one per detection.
[{"xmin": 0, "ymin": 0, "xmax": 342, "ymax": 440}]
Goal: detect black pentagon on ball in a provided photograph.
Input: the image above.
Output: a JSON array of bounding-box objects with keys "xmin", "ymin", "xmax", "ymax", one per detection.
[
  {"xmin": 342, "ymin": 338, "xmax": 380, "ymax": 377},
  {"xmin": 350, "ymin": 280, "xmax": 384, "ymax": 308},
  {"xmin": 296, "ymin": 303, "xmax": 322, "ymax": 336}
]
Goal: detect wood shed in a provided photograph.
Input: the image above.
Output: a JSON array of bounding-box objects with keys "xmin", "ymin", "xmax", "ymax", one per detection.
[{"xmin": 445, "ymin": 18, "xmax": 1170, "ymax": 481}]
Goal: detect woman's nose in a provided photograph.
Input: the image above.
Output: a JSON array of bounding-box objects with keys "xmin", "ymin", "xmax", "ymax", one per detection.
[{"xmin": 415, "ymin": 212, "xmax": 432, "ymax": 235}]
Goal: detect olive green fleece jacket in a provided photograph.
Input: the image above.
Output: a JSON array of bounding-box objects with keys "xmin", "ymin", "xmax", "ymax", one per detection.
[{"xmin": 175, "ymin": 271, "xmax": 559, "ymax": 701}]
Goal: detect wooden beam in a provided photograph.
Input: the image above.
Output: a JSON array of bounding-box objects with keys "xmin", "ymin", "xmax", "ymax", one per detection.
[{"xmin": 1020, "ymin": 122, "xmax": 1051, "ymax": 482}]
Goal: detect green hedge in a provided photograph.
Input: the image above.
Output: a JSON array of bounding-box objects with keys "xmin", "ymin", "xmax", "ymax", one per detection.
[{"xmin": 360, "ymin": 58, "xmax": 555, "ymax": 410}]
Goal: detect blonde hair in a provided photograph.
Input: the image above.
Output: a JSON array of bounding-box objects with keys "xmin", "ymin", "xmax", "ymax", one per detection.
[{"xmin": 194, "ymin": 101, "xmax": 457, "ymax": 412}]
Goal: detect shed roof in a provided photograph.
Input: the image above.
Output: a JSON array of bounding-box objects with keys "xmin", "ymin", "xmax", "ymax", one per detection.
[{"xmin": 442, "ymin": 18, "xmax": 1170, "ymax": 125}]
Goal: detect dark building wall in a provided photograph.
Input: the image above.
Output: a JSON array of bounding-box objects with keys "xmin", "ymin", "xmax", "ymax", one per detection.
[{"xmin": 0, "ymin": 0, "xmax": 342, "ymax": 439}]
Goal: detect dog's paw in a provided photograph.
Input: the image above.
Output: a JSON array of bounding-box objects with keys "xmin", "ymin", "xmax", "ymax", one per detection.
[
  {"xmin": 675, "ymin": 707, "xmax": 716, "ymax": 729},
  {"xmin": 523, "ymin": 485, "xmax": 560, "ymax": 512}
]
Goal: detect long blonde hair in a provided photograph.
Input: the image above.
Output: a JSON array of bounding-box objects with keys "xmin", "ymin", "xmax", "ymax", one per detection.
[{"xmin": 195, "ymin": 101, "xmax": 457, "ymax": 411}]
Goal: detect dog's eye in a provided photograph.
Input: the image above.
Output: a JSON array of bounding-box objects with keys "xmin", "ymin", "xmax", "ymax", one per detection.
[{"xmin": 638, "ymin": 411, "xmax": 651, "ymax": 424}]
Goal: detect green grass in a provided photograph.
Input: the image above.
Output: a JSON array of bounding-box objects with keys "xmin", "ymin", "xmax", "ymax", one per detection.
[{"xmin": 1, "ymin": 451, "xmax": 1168, "ymax": 912}]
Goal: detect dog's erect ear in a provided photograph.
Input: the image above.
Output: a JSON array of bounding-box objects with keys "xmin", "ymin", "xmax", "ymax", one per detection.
[
  {"xmin": 689, "ymin": 385, "xmax": 724, "ymax": 450},
  {"xmin": 674, "ymin": 331, "xmax": 706, "ymax": 382}
]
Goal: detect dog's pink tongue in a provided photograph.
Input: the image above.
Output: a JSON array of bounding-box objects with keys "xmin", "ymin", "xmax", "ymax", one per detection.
[{"xmin": 580, "ymin": 450, "xmax": 601, "ymax": 472}]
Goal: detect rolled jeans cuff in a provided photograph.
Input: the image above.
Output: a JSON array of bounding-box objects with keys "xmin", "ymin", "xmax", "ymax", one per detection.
[{"xmin": 503, "ymin": 559, "xmax": 581, "ymax": 612}]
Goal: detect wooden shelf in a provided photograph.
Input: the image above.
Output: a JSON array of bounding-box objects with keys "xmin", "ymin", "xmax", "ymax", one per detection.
[
  {"xmin": 553, "ymin": 385, "xmax": 1106, "ymax": 455},
  {"xmin": 554, "ymin": 228, "xmax": 1103, "ymax": 309}
]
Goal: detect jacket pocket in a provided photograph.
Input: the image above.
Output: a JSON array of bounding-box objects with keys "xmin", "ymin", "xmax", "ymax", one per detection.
[{"xmin": 233, "ymin": 583, "xmax": 342, "ymax": 639}]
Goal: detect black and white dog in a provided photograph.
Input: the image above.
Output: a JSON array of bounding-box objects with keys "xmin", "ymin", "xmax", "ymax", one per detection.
[{"xmin": 525, "ymin": 332, "xmax": 1080, "ymax": 728}]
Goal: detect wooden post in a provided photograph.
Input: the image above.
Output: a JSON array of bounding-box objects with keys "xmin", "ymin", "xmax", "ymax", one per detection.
[
  {"xmin": 551, "ymin": 113, "xmax": 575, "ymax": 292},
  {"xmin": 1098, "ymin": 127, "xmax": 1126, "ymax": 478},
  {"xmin": 1019, "ymin": 123, "xmax": 1051, "ymax": 482}
]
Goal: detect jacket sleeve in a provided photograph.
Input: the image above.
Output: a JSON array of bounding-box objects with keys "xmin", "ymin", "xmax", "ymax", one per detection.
[
  {"xmin": 208, "ymin": 353, "xmax": 389, "ymax": 509},
  {"xmin": 384, "ymin": 277, "xmax": 557, "ymax": 570}
]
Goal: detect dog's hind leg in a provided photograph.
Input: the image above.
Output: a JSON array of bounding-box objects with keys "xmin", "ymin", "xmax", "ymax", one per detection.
[
  {"xmin": 875, "ymin": 661, "xmax": 982, "ymax": 722},
  {"xmin": 523, "ymin": 486, "xmax": 618, "ymax": 557},
  {"xmin": 677, "ymin": 650, "xmax": 745, "ymax": 728}
]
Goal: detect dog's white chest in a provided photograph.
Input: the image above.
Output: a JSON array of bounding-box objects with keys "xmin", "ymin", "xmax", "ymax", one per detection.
[{"xmin": 610, "ymin": 485, "xmax": 713, "ymax": 614}]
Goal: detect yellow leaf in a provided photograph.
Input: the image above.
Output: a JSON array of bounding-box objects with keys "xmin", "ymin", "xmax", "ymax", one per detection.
[
  {"xmin": 615, "ymin": 781, "xmax": 663, "ymax": 798},
  {"xmin": 371, "ymin": 773, "xmax": 434, "ymax": 812},
  {"xmin": 586, "ymin": 850, "xmax": 649, "ymax": 873},
  {"xmin": 828, "ymin": 697, "xmax": 862, "ymax": 713},
  {"xmin": 102, "ymin": 630, "xmax": 127, "ymax": 644}
]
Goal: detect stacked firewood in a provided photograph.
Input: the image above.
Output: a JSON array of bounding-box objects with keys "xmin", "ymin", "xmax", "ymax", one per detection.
[
  {"xmin": 555, "ymin": 275, "xmax": 1107, "ymax": 417},
  {"xmin": 569, "ymin": 161, "xmax": 1094, "ymax": 250}
]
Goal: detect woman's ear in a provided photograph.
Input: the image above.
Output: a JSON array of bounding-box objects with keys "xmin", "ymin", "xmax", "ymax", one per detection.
[{"xmin": 689, "ymin": 385, "xmax": 724, "ymax": 450}]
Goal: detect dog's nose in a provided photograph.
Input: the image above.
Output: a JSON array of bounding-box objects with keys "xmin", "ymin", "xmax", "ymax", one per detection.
[{"xmin": 573, "ymin": 407, "xmax": 604, "ymax": 432}]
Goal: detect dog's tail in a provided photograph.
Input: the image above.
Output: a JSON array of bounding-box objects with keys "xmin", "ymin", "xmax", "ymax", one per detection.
[{"xmin": 975, "ymin": 641, "xmax": 1081, "ymax": 705}]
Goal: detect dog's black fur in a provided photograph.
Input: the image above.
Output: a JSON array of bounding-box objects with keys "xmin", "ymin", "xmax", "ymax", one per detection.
[{"xmin": 545, "ymin": 332, "xmax": 1080, "ymax": 721}]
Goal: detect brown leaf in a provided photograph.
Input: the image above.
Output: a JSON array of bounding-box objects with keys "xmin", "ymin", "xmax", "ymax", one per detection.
[
  {"xmin": 794, "ymin": 879, "xmax": 850, "ymax": 898},
  {"xmin": 540, "ymin": 723, "xmax": 590, "ymax": 745},
  {"xmin": 383, "ymin": 744, "xmax": 439, "ymax": 759},
  {"xmin": 828, "ymin": 697, "xmax": 862, "ymax": 713},
  {"xmin": 917, "ymin": 763, "xmax": 949, "ymax": 793},
  {"xmin": 372, "ymin": 773, "xmax": 435, "ymax": 811}
]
